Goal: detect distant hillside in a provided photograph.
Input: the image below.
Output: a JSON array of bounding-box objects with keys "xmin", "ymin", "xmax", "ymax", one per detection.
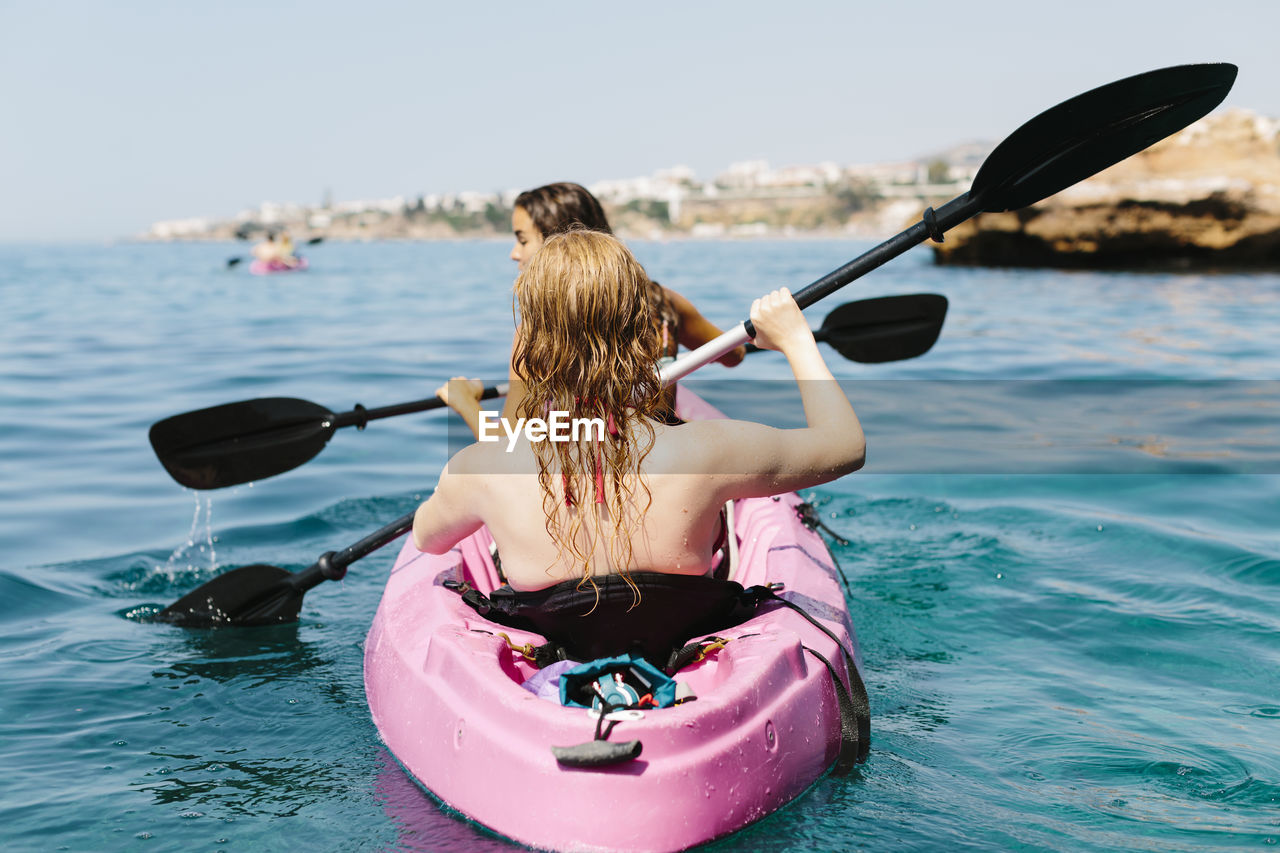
[{"xmin": 144, "ymin": 150, "xmax": 989, "ymax": 243}]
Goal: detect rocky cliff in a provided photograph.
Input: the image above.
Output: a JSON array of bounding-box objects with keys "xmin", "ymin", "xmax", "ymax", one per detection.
[{"xmin": 932, "ymin": 109, "xmax": 1280, "ymax": 269}]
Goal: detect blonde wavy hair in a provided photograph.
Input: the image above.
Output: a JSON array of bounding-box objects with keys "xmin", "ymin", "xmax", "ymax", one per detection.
[{"xmin": 511, "ymin": 230, "xmax": 667, "ymax": 594}]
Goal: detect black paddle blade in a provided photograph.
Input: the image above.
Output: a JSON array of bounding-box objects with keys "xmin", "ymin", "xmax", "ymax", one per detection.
[
  {"xmin": 819, "ymin": 293, "xmax": 947, "ymax": 363},
  {"xmin": 973, "ymin": 63, "xmax": 1236, "ymax": 212},
  {"xmin": 149, "ymin": 397, "xmax": 336, "ymax": 490},
  {"xmin": 226, "ymin": 257, "xmax": 243, "ymax": 268},
  {"xmin": 153, "ymin": 564, "xmax": 304, "ymax": 627}
]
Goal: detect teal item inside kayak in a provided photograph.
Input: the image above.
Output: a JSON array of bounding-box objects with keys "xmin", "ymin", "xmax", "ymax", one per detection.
[{"xmin": 559, "ymin": 654, "xmax": 679, "ymax": 710}]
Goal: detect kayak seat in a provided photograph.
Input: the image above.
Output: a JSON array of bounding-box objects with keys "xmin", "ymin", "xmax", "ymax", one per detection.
[{"xmin": 447, "ymin": 572, "xmax": 773, "ymax": 671}]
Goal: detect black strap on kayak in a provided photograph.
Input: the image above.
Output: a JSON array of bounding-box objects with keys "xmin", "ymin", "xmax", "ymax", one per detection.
[
  {"xmin": 444, "ymin": 574, "xmax": 768, "ymax": 669},
  {"xmin": 795, "ymin": 500, "xmax": 854, "ymax": 596},
  {"xmin": 754, "ymin": 585, "xmax": 871, "ymax": 768},
  {"xmin": 495, "ymin": 631, "xmax": 571, "ymax": 669},
  {"xmin": 664, "ymin": 635, "xmax": 731, "ymax": 674},
  {"xmin": 802, "ymin": 646, "xmax": 869, "ymax": 773},
  {"xmin": 790, "ymin": 500, "xmax": 868, "ymax": 764},
  {"xmin": 795, "ymin": 501, "xmax": 850, "ymax": 547}
]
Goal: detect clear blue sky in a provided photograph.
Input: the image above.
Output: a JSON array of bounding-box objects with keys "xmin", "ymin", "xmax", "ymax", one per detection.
[{"xmin": 2, "ymin": 0, "xmax": 1276, "ymax": 241}]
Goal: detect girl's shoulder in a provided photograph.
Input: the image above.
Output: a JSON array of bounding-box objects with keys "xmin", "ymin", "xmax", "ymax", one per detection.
[{"xmin": 643, "ymin": 418, "xmax": 751, "ymax": 472}]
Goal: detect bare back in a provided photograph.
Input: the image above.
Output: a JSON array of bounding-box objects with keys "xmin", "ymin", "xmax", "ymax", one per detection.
[{"xmin": 418, "ymin": 414, "xmax": 860, "ymax": 591}]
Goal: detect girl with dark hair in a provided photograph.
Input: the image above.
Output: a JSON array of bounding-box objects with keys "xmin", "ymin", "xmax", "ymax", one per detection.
[
  {"xmin": 509, "ymin": 182, "xmax": 612, "ymax": 261},
  {"xmin": 443, "ymin": 182, "xmax": 745, "ymax": 436}
]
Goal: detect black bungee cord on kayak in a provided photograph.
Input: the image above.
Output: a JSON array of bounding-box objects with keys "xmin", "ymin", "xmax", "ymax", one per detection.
[{"xmin": 795, "ymin": 499, "xmax": 854, "ymax": 595}]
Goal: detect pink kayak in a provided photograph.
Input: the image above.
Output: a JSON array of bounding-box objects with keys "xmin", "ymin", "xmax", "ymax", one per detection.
[
  {"xmin": 364, "ymin": 386, "xmax": 869, "ymax": 852},
  {"xmin": 248, "ymin": 257, "xmax": 308, "ymax": 275}
]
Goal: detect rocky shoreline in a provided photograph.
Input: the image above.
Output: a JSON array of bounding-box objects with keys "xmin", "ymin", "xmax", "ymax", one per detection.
[{"xmin": 932, "ymin": 109, "xmax": 1280, "ymax": 269}]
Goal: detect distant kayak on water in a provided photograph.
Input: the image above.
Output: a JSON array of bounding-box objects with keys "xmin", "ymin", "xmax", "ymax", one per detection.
[{"xmin": 249, "ymin": 257, "xmax": 308, "ymax": 275}]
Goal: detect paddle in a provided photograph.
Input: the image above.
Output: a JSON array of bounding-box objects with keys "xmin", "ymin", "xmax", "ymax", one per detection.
[
  {"xmin": 743, "ymin": 292, "xmax": 946, "ymax": 362},
  {"xmin": 154, "ymin": 62, "xmax": 1236, "ymax": 627},
  {"xmin": 157, "ymin": 510, "xmax": 415, "ymax": 626},
  {"xmin": 149, "ymin": 294, "xmax": 947, "ymax": 491},
  {"xmin": 227, "ymin": 236, "xmax": 324, "ymax": 269}
]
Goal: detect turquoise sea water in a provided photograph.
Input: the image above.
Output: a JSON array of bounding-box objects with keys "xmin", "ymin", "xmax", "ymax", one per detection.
[{"xmin": 1, "ymin": 240, "xmax": 1277, "ymax": 851}]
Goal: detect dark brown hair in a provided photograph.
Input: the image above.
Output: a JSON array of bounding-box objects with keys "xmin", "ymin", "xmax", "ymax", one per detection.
[{"xmin": 514, "ymin": 182, "xmax": 612, "ymax": 237}]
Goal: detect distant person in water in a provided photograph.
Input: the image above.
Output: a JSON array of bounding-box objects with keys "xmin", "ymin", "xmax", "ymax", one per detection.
[
  {"xmin": 277, "ymin": 231, "xmax": 299, "ymax": 267},
  {"xmin": 441, "ymin": 182, "xmax": 745, "ymax": 437},
  {"xmin": 251, "ymin": 231, "xmax": 280, "ymax": 263},
  {"xmin": 251, "ymin": 230, "xmax": 301, "ymax": 269}
]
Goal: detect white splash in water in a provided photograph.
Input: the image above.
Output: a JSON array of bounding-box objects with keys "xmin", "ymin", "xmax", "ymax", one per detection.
[{"xmin": 165, "ymin": 491, "xmax": 218, "ymax": 572}]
